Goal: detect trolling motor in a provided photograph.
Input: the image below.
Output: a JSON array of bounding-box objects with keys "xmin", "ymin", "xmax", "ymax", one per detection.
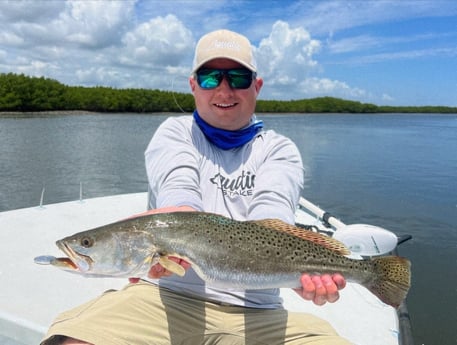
[{"xmin": 297, "ymin": 197, "xmax": 412, "ymax": 257}]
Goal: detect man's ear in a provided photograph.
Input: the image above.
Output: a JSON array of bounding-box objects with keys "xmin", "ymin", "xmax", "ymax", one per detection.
[
  {"xmin": 254, "ymin": 77, "xmax": 263, "ymax": 96},
  {"xmin": 189, "ymin": 77, "xmax": 196, "ymax": 93}
]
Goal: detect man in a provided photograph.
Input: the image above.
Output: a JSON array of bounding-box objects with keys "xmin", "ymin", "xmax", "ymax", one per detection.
[{"xmin": 42, "ymin": 29, "xmax": 349, "ymax": 345}]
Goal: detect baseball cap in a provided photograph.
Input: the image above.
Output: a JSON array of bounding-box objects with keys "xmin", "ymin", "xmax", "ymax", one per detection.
[{"xmin": 192, "ymin": 29, "xmax": 257, "ymax": 74}]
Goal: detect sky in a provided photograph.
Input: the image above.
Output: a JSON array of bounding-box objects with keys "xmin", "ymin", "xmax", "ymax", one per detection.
[{"xmin": 1, "ymin": 0, "xmax": 457, "ymax": 106}]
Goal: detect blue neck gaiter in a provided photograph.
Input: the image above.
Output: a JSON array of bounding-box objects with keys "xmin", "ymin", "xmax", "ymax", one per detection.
[{"xmin": 193, "ymin": 110, "xmax": 264, "ymax": 150}]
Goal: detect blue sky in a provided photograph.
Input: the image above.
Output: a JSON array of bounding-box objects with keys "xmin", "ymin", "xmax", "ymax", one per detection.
[{"xmin": 1, "ymin": 0, "xmax": 456, "ymax": 106}]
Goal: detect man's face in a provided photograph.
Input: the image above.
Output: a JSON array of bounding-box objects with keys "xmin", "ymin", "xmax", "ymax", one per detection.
[{"xmin": 190, "ymin": 58, "xmax": 263, "ymax": 131}]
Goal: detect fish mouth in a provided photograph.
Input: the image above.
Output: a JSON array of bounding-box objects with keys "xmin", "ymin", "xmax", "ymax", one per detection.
[{"xmin": 56, "ymin": 240, "xmax": 93, "ymax": 273}]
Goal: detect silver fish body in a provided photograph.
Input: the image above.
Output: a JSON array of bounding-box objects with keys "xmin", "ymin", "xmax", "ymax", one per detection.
[{"xmin": 40, "ymin": 212, "xmax": 411, "ymax": 307}]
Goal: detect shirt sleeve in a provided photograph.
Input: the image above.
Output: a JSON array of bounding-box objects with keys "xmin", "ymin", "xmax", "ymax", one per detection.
[
  {"xmin": 145, "ymin": 117, "xmax": 204, "ymax": 211},
  {"xmin": 248, "ymin": 132, "xmax": 304, "ymax": 224}
]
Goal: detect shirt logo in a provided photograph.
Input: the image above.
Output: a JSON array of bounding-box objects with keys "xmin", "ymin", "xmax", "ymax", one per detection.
[{"xmin": 210, "ymin": 170, "xmax": 255, "ymax": 197}]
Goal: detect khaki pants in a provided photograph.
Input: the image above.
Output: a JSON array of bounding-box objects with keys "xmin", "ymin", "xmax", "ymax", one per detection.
[{"xmin": 42, "ymin": 281, "xmax": 352, "ymax": 345}]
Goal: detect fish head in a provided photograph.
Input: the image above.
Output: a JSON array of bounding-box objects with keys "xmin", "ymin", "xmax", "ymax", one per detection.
[
  {"xmin": 56, "ymin": 235, "xmax": 95, "ymax": 273},
  {"xmin": 54, "ymin": 222, "xmax": 158, "ymax": 277}
]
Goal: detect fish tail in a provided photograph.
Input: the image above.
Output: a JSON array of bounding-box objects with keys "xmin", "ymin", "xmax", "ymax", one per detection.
[{"xmin": 365, "ymin": 256, "xmax": 411, "ymax": 308}]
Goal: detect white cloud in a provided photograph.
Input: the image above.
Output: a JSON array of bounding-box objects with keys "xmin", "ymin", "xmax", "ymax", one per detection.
[
  {"xmin": 0, "ymin": 0, "xmax": 135, "ymax": 50},
  {"xmin": 382, "ymin": 94, "xmax": 395, "ymax": 102},
  {"xmin": 327, "ymin": 35, "xmax": 380, "ymax": 54},
  {"xmin": 0, "ymin": 49, "xmax": 7, "ymax": 63},
  {"xmin": 53, "ymin": 1, "xmax": 135, "ymax": 49},
  {"xmin": 16, "ymin": 60, "xmax": 58, "ymax": 76},
  {"xmin": 0, "ymin": 0, "xmax": 65, "ymax": 23},
  {"xmin": 256, "ymin": 21, "xmax": 320, "ymax": 77},
  {"xmin": 67, "ymin": 14, "xmax": 195, "ymax": 90},
  {"xmin": 254, "ymin": 21, "xmax": 366, "ymax": 101},
  {"xmin": 75, "ymin": 66, "xmax": 127, "ymax": 87},
  {"xmin": 343, "ymin": 46, "xmax": 457, "ymax": 65},
  {"xmin": 301, "ymin": 78, "xmax": 367, "ymax": 98},
  {"xmin": 119, "ymin": 14, "xmax": 194, "ymax": 69},
  {"xmin": 0, "ymin": 31, "xmax": 24, "ymax": 46},
  {"xmin": 290, "ymin": 0, "xmax": 457, "ymax": 36}
]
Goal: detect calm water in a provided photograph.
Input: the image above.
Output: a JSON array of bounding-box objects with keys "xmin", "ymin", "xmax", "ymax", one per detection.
[{"xmin": 1, "ymin": 113, "xmax": 456, "ymax": 345}]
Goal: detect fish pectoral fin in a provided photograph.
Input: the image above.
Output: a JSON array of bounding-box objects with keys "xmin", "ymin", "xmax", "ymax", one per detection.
[{"xmin": 159, "ymin": 257, "xmax": 186, "ymax": 277}]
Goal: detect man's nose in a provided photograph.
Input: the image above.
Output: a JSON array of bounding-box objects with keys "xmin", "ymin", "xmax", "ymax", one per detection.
[{"xmin": 216, "ymin": 75, "xmax": 234, "ymax": 91}]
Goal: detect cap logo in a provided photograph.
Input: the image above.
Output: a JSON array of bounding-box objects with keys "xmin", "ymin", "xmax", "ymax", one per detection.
[{"xmin": 211, "ymin": 39, "xmax": 241, "ymax": 51}]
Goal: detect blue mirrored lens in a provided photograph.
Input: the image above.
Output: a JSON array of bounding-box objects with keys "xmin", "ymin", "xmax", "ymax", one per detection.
[{"xmin": 196, "ymin": 69, "xmax": 254, "ymax": 89}]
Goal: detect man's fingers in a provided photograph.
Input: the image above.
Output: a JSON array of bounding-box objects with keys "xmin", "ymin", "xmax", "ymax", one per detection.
[
  {"xmin": 294, "ymin": 274, "xmax": 315, "ymax": 300},
  {"xmin": 148, "ymin": 263, "xmax": 171, "ymax": 279},
  {"xmin": 332, "ymin": 273, "xmax": 346, "ymax": 290},
  {"xmin": 147, "ymin": 256, "xmax": 190, "ymax": 279},
  {"xmin": 295, "ymin": 273, "xmax": 344, "ymax": 305},
  {"xmin": 168, "ymin": 256, "xmax": 191, "ymax": 269},
  {"xmin": 311, "ymin": 275, "xmax": 328, "ymax": 305},
  {"xmin": 321, "ymin": 274, "xmax": 340, "ymax": 303}
]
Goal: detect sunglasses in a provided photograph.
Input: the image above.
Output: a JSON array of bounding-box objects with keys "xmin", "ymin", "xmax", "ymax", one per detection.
[{"xmin": 195, "ymin": 68, "xmax": 256, "ymax": 90}]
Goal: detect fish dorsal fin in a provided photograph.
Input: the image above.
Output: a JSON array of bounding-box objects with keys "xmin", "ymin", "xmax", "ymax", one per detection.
[
  {"xmin": 254, "ymin": 219, "xmax": 351, "ymax": 256},
  {"xmin": 159, "ymin": 257, "xmax": 186, "ymax": 276}
]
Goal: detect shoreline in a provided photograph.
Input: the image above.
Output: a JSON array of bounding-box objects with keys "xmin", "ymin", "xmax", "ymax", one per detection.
[
  {"xmin": 0, "ymin": 110, "xmax": 190, "ymax": 117},
  {"xmin": 1, "ymin": 110, "xmax": 457, "ymax": 117},
  {"xmin": 0, "ymin": 110, "xmax": 101, "ymax": 116}
]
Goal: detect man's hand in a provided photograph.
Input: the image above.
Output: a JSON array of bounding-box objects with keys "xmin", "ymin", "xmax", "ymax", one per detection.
[
  {"xmin": 129, "ymin": 256, "xmax": 191, "ymax": 283},
  {"xmin": 148, "ymin": 256, "xmax": 191, "ymax": 278},
  {"xmin": 128, "ymin": 205, "xmax": 196, "ymax": 284},
  {"xmin": 293, "ymin": 273, "xmax": 346, "ymax": 305}
]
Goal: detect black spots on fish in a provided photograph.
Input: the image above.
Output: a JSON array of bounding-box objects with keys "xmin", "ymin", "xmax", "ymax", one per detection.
[
  {"xmin": 290, "ymin": 251, "xmax": 301, "ymax": 261},
  {"xmin": 373, "ymin": 256, "xmax": 411, "ymax": 286},
  {"xmin": 248, "ymin": 225, "xmax": 305, "ymax": 259},
  {"xmin": 366, "ymin": 256, "xmax": 411, "ymax": 307},
  {"xmin": 341, "ymin": 259, "xmax": 366, "ymax": 271},
  {"xmin": 219, "ymin": 222, "xmax": 260, "ymax": 243},
  {"xmin": 204, "ymin": 237, "xmax": 225, "ymax": 245}
]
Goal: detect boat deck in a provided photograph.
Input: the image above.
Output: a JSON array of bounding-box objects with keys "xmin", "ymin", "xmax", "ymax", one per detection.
[{"xmin": 0, "ymin": 193, "xmax": 399, "ymax": 344}]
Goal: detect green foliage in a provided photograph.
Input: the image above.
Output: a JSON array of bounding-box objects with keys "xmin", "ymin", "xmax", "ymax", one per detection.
[
  {"xmin": 0, "ymin": 73, "xmax": 195, "ymax": 113},
  {"xmin": 256, "ymin": 97, "xmax": 380, "ymax": 113},
  {"xmin": 0, "ymin": 73, "xmax": 67, "ymax": 111},
  {"xmin": 1, "ymin": 73, "xmax": 456, "ymax": 114}
]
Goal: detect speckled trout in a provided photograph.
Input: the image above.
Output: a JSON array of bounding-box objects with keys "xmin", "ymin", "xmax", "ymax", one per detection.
[{"xmin": 34, "ymin": 212, "xmax": 411, "ymax": 307}]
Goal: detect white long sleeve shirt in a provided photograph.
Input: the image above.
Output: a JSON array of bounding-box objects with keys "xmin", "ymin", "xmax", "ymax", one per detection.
[{"xmin": 145, "ymin": 115, "xmax": 304, "ymax": 308}]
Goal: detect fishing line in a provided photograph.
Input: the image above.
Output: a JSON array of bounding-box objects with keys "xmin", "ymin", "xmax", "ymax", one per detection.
[{"xmin": 171, "ymin": 75, "xmax": 189, "ymax": 114}]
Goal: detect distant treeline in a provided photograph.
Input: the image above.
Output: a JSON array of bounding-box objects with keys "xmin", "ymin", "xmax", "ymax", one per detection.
[{"xmin": 1, "ymin": 73, "xmax": 456, "ymax": 114}]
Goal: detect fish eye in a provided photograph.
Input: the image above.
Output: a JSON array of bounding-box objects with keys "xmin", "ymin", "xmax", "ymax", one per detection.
[{"xmin": 80, "ymin": 237, "xmax": 94, "ymax": 248}]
